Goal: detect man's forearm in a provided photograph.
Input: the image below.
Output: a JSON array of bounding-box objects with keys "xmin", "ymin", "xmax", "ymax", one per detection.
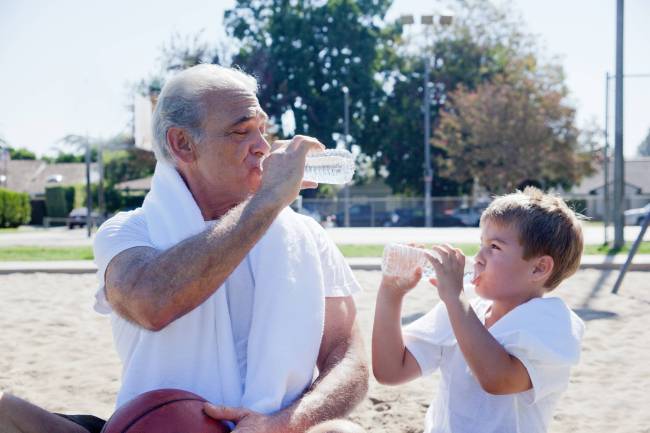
[
  {"xmin": 275, "ymin": 328, "xmax": 368, "ymax": 433},
  {"xmin": 123, "ymin": 193, "xmax": 283, "ymax": 328}
]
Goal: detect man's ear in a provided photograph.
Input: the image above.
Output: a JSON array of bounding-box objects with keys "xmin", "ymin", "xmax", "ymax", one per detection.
[
  {"xmin": 531, "ymin": 255, "xmax": 554, "ymax": 284},
  {"xmin": 167, "ymin": 127, "xmax": 198, "ymax": 164}
]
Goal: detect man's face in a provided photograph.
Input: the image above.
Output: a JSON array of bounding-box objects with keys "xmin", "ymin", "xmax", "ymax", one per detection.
[{"xmin": 192, "ymin": 85, "xmax": 271, "ymax": 203}]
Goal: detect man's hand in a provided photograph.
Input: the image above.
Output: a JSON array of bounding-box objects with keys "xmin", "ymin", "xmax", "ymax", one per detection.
[
  {"xmin": 427, "ymin": 244, "xmax": 466, "ymax": 305},
  {"xmin": 258, "ymin": 136, "xmax": 324, "ymax": 209},
  {"xmin": 203, "ymin": 404, "xmax": 286, "ymax": 433}
]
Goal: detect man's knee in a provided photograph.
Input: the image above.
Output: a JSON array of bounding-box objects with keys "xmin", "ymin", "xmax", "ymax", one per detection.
[
  {"xmin": 0, "ymin": 392, "xmax": 18, "ymax": 427},
  {"xmin": 0, "ymin": 391, "xmax": 15, "ymax": 415},
  {"xmin": 0, "ymin": 392, "xmax": 89, "ymax": 433},
  {"xmin": 307, "ymin": 419, "xmax": 366, "ymax": 433}
]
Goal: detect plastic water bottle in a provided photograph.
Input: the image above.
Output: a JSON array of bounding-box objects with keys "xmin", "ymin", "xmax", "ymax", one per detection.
[
  {"xmin": 303, "ymin": 149, "xmax": 355, "ymax": 184},
  {"xmin": 381, "ymin": 243, "xmax": 476, "ymax": 286}
]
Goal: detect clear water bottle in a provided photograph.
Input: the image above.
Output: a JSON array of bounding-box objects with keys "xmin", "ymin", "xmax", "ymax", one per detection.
[
  {"xmin": 303, "ymin": 149, "xmax": 355, "ymax": 184},
  {"xmin": 381, "ymin": 243, "xmax": 476, "ymax": 286}
]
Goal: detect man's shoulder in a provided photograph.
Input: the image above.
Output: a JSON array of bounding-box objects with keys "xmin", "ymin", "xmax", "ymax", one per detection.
[
  {"xmin": 98, "ymin": 208, "xmax": 147, "ymax": 233},
  {"xmin": 94, "ymin": 208, "xmax": 150, "ymax": 250}
]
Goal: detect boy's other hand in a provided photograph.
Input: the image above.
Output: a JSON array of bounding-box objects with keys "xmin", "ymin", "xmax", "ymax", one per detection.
[
  {"xmin": 427, "ymin": 244, "xmax": 466, "ymax": 304},
  {"xmin": 379, "ymin": 267, "xmax": 423, "ymax": 300}
]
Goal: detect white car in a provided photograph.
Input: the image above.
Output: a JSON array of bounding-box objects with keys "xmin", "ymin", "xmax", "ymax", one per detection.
[{"xmin": 624, "ymin": 204, "xmax": 650, "ymax": 226}]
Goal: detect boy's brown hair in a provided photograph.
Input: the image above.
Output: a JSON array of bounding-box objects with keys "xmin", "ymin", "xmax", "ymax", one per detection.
[{"xmin": 480, "ymin": 187, "xmax": 584, "ymax": 289}]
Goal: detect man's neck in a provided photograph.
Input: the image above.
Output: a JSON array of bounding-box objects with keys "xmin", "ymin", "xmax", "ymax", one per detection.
[{"xmin": 178, "ymin": 168, "xmax": 246, "ymax": 221}]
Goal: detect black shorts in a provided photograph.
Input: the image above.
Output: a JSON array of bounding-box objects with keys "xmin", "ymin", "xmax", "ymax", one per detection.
[{"xmin": 55, "ymin": 413, "xmax": 106, "ymax": 433}]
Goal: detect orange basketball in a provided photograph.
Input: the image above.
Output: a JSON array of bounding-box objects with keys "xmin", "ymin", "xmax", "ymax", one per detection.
[{"xmin": 100, "ymin": 389, "xmax": 230, "ymax": 433}]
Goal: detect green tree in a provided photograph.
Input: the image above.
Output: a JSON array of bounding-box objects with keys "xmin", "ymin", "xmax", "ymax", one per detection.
[
  {"xmin": 434, "ymin": 66, "xmax": 595, "ymax": 193},
  {"xmin": 103, "ymin": 148, "xmax": 156, "ymax": 187},
  {"xmin": 638, "ymin": 128, "xmax": 650, "ymax": 157},
  {"xmin": 225, "ymin": 0, "xmax": 393, "ymax": 147},
  {"xmin": 7, "ymin": 147, "xmax": 37, "ymax": 160}
]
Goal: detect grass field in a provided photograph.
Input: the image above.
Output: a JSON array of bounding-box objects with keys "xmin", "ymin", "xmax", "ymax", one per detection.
[
  {"xmin": 1, "ymin": 243, "xmax": 649, "ymax": 261},
  {"xmin": 0, "ymin": 246, "xmax": 94, "ymax": 261}
]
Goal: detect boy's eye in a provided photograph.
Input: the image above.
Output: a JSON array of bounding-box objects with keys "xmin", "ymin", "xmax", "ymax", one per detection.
[{"xmin": 491, "ymin": 243, "xmax": 500, "ymax": 250}]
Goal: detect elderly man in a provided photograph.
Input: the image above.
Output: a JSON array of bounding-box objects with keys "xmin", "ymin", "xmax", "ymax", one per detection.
[{"xmin": 0, "ymin": 64, "xmax": 368, "ymax": 433}]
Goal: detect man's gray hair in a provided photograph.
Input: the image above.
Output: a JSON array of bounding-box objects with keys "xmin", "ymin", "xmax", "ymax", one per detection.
[{"xmin": 152, "ymin": 64, "xmax": 258, "ymax": 165}]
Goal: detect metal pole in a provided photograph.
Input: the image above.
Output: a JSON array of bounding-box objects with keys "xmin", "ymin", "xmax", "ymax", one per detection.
[
  {"xmin": 603, "ymin": 73, "xmax": 610, "ymax": 245},
  {"xmin": 424, "ymin": 53, "xmax": 433, "ymax": 228},
  {"xmin": 98, "ymin": 143, "xmax": 105, "ymax": 219},
  {"xmin": 85, "ymin": 139, "xmax": 92, "ymax": 238},
  {"xmin": 613, "ymin": 0, "xmax": 625, "ymax": 249},
  {"xmin": 343, "ymin": 87, "xmax": 350, "ymax": 228},
  {"xmin": 612, "ymin": 207, "xmax": 650, "ymax": 294}
]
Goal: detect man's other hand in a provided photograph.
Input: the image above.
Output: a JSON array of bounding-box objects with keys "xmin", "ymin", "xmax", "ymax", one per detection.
[{"xmin": 203, "ymin": 403, "xmax": 288, "ymax": 433}]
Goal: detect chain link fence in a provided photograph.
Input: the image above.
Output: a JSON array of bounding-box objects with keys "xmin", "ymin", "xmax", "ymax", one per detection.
[{"xmin": 292, "ymin": 193, "xmax": 650, "ymax": 227}]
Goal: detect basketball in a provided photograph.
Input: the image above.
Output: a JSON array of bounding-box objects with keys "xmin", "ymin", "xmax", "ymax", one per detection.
[{"xmin": 100, "ymin": 388, "xmax": 231, "ymax": 433}]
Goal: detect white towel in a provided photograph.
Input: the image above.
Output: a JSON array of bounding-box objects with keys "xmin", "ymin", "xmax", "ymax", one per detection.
[{"xmin": 122, "ymin": 161, "xmax": 325, "ymax": 413}]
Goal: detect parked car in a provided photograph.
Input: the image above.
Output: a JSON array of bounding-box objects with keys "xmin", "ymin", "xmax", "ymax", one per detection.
[
  {"xmin": 296, "ymin": 207, "xmax": 323, "ymax": 224},
  {"xmin": 624, "ymin": 203, "xmax": 650, "ymax": 226},
  {"xmin": 334, "ymin": 204, "xmax": 393, "ymax": 227},
  {"xmin": 67, "ymin": 207, "xmax": 99, "ymax": 229},
  {"xmin": 449, "ymin": 204, "xmax": 488, "ymax": 227},
  {"xmin": 385, "ymin": 207, "xmax": 463, "ymax": 227}
]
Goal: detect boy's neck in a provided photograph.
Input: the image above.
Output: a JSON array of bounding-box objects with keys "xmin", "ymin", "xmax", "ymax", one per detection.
[{"xmin": 485, "ymin": 288, "xmax": 545, "ymax": 328}]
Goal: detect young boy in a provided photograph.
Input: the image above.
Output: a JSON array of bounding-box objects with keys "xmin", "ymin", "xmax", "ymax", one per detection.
[{"xmin": 372, "ymin": 187, "xmax": 585, "ymax": 433}]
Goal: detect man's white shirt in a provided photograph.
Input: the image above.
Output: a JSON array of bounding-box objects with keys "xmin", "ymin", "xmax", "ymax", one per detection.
[{"xmin": 93, "ymin": 208, "xmax": 361, "ymax": 406}]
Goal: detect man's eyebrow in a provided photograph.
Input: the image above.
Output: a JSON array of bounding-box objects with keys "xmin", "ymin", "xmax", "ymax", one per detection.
[{"xmin": 227, "ymin": 111, "xmax": 269, "ymax": 129}]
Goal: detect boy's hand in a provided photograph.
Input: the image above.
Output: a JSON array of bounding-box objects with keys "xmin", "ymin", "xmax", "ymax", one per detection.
[
  {"xmin": 427, "ymin": 244, "xmax": 466, "ymax": 304},
  {"xmin": 379, "ymin": 266, "xmax": 423, "ymax": 300}
]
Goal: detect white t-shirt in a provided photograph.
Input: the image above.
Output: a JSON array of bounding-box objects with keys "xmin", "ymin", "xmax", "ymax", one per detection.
[
  {"xmin": 93, "ymin": 208, "xmax": 361, "ymax": 395},
  {"xmin": 403, "ymin": 296, "xmax": 584, "ymax": 433}
]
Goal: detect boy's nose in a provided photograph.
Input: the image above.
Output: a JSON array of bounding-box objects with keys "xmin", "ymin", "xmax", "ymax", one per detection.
[{"xmin": 474, "ymin": 248, "xmax": 486, "ymax": 267}]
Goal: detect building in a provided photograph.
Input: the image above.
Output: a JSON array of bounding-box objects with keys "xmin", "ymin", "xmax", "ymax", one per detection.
[
  {"xmin": 570, "ymin": 157, "xmax": 650, "ymax": 219},
  {"xmin": 2, "ymin": 160, "xmax": 98, "ymax": 197}
]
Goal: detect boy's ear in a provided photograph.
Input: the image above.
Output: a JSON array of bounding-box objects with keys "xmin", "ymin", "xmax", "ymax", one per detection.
[
  {"xmin": 167, "ymin": 127, "xmax": 199, "ymax": 164},
  {"xmin": 531, "ymin": 255, "xmax": 554, "ymax": 284}
]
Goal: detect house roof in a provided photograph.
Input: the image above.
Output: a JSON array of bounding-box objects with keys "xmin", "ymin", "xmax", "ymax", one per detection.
[
  {"xmin": 115, "ymin": 176, "xmax": 152, "ymax": 191},
  {"xmin": 2, "ymin": 160, "xmax": 99, "ymax": 196},
  {"xmin": 571, "ymin": 157, "xmax": 650, "ymax": 194}
]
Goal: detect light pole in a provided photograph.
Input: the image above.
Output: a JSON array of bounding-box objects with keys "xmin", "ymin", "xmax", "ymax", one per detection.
[
  {"xmin": 0, "ymin": 145, "xmax": 8, "ymax": 188},
  {"xmin": 342, "ymin": 86, "xmax": 351, "ymax": 228},
  {"xmin": 613, "ymin": 0, "xmax": 624, "ymax": 249},
  {"xmin": 603, "ymin": 72, "xmax": 610, "ymax": 245},
  {"xmin": 603, "ymin": 71, "xmax": 650, "ymax": 246},
  {"xmin": 85, "ymin": 137, "xmax": 92, "ymax": 238},
  {"xmin": 401, "ymin": 12, "xmax": 453, "ymax": 227}
]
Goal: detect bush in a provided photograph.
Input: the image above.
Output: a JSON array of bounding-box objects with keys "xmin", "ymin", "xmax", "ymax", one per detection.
[
  {"xmin": 0, "ymin": 188, "xmax": 31, "ymax": 227},
  {"xmin": 45, "ymin": 186, "xmax": 75, "ymax": 218}
]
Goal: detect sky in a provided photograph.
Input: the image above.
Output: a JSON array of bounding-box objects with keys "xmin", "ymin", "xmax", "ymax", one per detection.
[{"xmin": 1, "ymin": 0, "xmax": 649, "ymax": 158}]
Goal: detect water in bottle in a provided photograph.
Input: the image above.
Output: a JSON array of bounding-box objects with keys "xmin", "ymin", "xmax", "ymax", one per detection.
[
  {"xmin": 303, "ymin": 149, "xmax": 355, "ymax": 184},
  {"xmin": 381, "ymin": 243, "xmax": 476, "ymax": 286}
]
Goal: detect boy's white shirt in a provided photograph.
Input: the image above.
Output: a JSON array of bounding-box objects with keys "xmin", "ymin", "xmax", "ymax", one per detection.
[{"xmin": 403, "ymin": 296, "xmax": 585, "ymax": 433}]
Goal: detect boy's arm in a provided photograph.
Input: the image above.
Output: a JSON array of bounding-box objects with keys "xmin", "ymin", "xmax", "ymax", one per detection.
[
  {"xmin": 372, "ymin": 277, "xmax": 422, "ymax": 385},
  {"xmin": 444, "ymin": 295, "xmax": 532, "ymax": 394},
  {"xmin": 429, "ymin": 245, "xmax": 532, "ymax": 395}
]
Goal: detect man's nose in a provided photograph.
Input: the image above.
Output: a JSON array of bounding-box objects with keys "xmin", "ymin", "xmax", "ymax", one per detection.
[{"xmin": 251, "ymin": 133, "xmax": 271, "ymax": 158}]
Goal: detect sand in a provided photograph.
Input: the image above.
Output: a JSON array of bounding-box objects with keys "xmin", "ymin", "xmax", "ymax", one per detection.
[{"xmin": 1, "ymin": 269, "xmax": 649, "ymax": 432}]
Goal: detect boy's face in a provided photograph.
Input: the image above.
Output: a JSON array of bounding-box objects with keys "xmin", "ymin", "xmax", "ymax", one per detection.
[{"xmin": 473, "ymin": 220, "xmax": 542, "ymax": 302}]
